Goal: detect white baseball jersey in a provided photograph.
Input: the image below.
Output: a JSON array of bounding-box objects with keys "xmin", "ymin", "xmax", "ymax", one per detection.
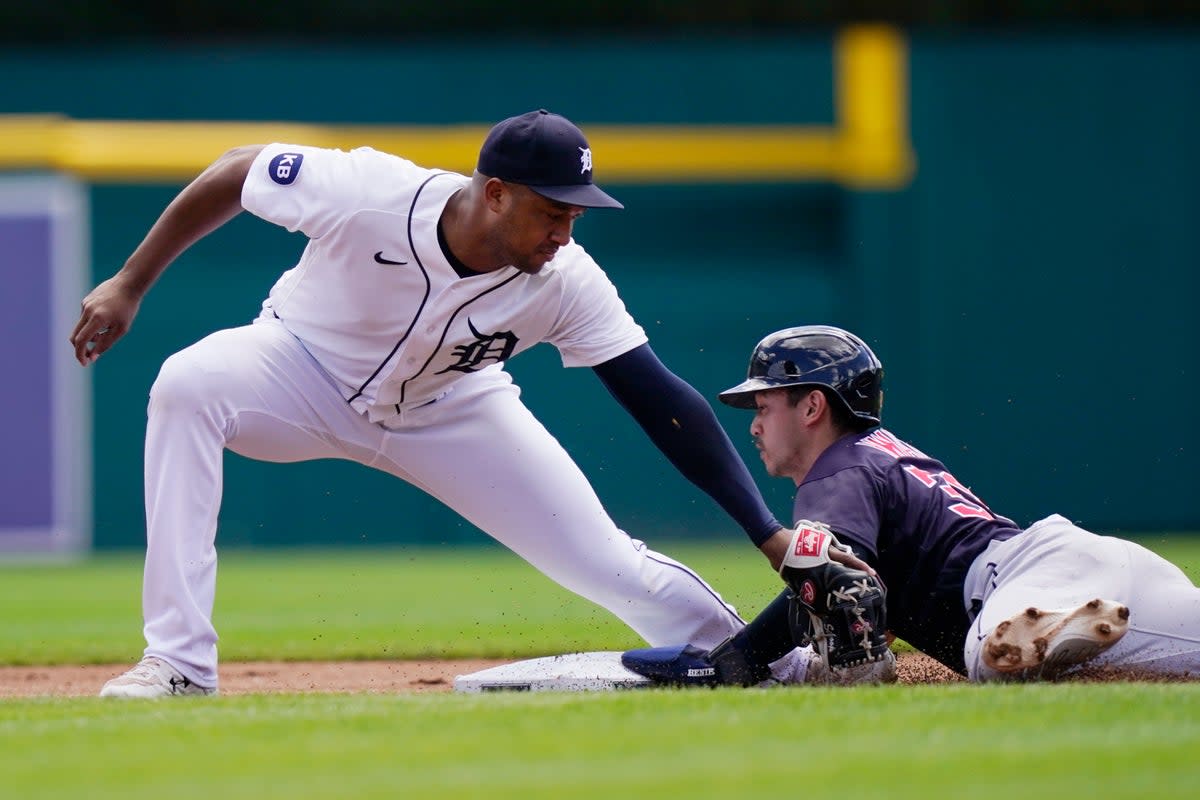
[
  {"xmin": 242, "ymin": 144, "xmax": 647, "ymax": 422},
  {"xmin": 134, "ymin": 142, "xmax": 744, "ymax": 688}
]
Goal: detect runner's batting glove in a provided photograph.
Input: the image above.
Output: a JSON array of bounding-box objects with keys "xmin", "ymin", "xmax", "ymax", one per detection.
[{"xmin": 779, "ymin": 521, "xmax": 890, "ymax": 671}]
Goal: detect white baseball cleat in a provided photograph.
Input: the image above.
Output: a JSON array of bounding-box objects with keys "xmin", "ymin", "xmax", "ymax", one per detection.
[
  {"xmin": 762, "ymin": 646, "xmax": 897, "ymax": 687},
  {"xmin": 804, "ymin": 647, "xmax": 898, "ymax": 686},
  {"xmin": 99, "ymin": 656, "xmax": 217, "ymax": 698},
  {"xmin": 982, "ymin": 598, "xmax": 1130, "ymax": 679}
]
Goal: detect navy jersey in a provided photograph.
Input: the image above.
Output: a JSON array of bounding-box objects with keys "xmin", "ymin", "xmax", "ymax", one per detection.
[{"xmin": 792, "ymin": 428, "xmax": 1021, "ymax": 673}]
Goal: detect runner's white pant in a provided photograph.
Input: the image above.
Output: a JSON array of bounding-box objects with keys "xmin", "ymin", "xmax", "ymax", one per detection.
[
  {"xmin": 141, "ymin": 318, "xmax": 743, "ymax": 688},
  {"xmin": 963, "ymin": 514, "xmax": 1200, "ymax": 680}
]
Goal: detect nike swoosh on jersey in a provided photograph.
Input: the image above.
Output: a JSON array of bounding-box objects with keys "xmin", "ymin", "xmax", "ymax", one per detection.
[{"xmin": 373, "ymin": 251, "xmax": 409, "ymax": 265}]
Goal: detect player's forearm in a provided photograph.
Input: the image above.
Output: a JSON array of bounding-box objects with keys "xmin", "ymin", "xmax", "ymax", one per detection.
[
  {"xmin": 662, "ymin": 417, "xmax": 782, "ymax": 546},
  {"xmin": 116, "ymin": 145, "xmax": 262, "ymax": 296},
  {"xmin": 757, "ymin": 529, "xmax": 793, "ymax": 570},
  {"xmin": 594, "ymin": 345, "xmax": 783, "ymax": 545}
]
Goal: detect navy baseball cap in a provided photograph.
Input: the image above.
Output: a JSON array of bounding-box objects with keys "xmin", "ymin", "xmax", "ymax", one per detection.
[{"xmin": 477, "ymin": 109, "xmax": 623, "ymax": 209}]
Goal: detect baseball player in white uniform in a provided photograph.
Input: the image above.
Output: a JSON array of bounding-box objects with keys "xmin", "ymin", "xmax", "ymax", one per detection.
[{"xmin": 72, "ymin": 110, "xmax": 795, "ymax": 697}]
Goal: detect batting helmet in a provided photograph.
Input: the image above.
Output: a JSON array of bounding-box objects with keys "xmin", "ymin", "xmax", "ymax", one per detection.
[{"xmin": 718, "ymin": 325, "xmax": 883, "ymax": 426}]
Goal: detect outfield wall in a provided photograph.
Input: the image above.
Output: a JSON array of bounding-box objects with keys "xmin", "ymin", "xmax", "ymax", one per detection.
[{"xmin": 1, "ymin": 30, "xmax": 1196, "ymax": 547}]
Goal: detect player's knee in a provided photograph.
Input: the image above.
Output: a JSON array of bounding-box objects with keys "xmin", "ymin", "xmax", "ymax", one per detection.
[
  {"xmin": 149, "ymin": 346, "xmax": 237, "ymax": 416},
  {"xmin": 149, "ymin": 353, "xmax": 204, "ymax": 415}
]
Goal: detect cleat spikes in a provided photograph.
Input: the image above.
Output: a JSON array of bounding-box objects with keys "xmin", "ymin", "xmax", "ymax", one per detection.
[{"xmin": 981, "ymin": 598, "xmax": 1130, "ymax": 680}]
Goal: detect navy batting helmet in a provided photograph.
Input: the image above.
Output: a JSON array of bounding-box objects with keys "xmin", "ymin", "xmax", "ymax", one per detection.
[{"xmin": 718, "ymin": 325, "xmax": 883, "ymax": 426}]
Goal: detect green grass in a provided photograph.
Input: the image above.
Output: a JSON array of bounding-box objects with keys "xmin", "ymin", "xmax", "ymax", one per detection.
[
  {"xmin": 2, "ymin": 536, "xmax": 1195, "ymax": 665},
  {"xmin": 2, "ymin": 685, "xmax": 1198, "ymax": 799},
  {"xmin": 2, "ymin": 537, "xmax": 1198, "ymax": 799},
  {"xmin": 0, "ymin": 542, "xmax": 773, "ymax": 664}
]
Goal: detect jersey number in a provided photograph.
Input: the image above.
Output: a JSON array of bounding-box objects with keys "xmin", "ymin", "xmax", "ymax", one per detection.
[{"xmin": 903, "ymin": 465, "xmax": 995, "ymax": 520}]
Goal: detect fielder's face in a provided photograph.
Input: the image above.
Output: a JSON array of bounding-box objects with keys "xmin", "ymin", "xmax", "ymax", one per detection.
[
  {"xmin": 491, "ymin": 182, "xmax": 585, "ymax": 274},
  {"xmin": 750, "ymin": 389, "xmax": 807, "ymax": 481}
]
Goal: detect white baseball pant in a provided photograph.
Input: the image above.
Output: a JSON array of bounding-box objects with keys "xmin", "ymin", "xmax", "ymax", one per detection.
[
  {"xmin": 140, "ymin": 317, "xmax": 743, "ymax": 688},
  {"xmin": 964, "ymin": 514, "xmax": 1200, "ymax": 680}
]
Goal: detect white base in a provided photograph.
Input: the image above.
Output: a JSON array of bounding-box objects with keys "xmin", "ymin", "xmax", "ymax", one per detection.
[{"xmin": 453, "ymin": 651, "xmax": 652, "ymax": 693}]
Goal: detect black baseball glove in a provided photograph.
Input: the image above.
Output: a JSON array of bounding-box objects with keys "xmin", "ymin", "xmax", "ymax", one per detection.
[{"xmin": 779, "ymin": 521, "xmax": 890, "ymax": 670}]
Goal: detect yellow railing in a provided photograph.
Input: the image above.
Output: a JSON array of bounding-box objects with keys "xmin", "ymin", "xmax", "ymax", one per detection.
[{"xmin": 0, "ymin": 27, "xmax": 913, "ymax": 188}]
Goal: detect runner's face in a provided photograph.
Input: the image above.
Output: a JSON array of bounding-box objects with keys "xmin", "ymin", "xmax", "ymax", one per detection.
[{"xmin": 750, "ymin": 389, "xmax": 807, "ymax": 480}]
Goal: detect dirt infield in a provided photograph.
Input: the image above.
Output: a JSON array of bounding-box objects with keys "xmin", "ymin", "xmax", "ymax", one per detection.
[{"xmin": 0, "ymin": 653, "xmax": 965, "ymax": 698}]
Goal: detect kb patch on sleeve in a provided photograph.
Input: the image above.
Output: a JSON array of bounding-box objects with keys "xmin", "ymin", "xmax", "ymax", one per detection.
[{"xmin": 268, "ymin": 152, "xmax": 304, "ymax": 185}]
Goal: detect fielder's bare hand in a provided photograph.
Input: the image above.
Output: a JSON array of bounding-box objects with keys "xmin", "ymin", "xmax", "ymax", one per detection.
[
  {"xmin": 71, "ymin": 274, "xmax": 144, "ymax": 365},
  {"xmin": 69, "ymin": 145, "xmax": 258, "ymax": 368}
]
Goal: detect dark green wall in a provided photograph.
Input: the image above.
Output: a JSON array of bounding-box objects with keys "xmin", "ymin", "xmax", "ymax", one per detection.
[
  {"xmin": 0, "ymin": 37, "xmax": 833, "ymax": 123},
  {"xmin": 897, "ymin": 31, "xmax": 1199, "ymax": 532},
  {"xmin": 4, "ymin": 32, "xmax": 1196, "ymax": 547}
]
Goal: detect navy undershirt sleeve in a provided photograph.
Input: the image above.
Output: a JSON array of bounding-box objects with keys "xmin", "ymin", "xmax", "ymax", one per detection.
[{"xmin": 592, "ymin": 344, "xmax": 783, "ymax": 546}]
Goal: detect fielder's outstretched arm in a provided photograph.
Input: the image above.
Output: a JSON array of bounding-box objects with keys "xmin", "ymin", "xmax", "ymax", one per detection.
[
  {"xmin": 70, "ymin": 144, "xmax": 265, "ymax": 365},
  {"xmin": 593, "ymin": 344, "xmax": 787, "ymax": 556}
]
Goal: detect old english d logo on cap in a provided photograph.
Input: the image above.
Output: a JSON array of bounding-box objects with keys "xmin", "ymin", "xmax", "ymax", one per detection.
[{"xmin": 477, "ymin": 110, "xmax": 623, "ymax": 209}]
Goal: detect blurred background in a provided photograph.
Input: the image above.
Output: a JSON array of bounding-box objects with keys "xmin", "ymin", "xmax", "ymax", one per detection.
[{"xmin": 2, "ymin": 2, "xmax": 1197, "ymax": 555}]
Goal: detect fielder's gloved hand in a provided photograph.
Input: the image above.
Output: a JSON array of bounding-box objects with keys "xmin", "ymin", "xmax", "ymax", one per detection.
[{"xmin": 779, "ymin": 521, "xmax": 890, "ymax": 671}]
